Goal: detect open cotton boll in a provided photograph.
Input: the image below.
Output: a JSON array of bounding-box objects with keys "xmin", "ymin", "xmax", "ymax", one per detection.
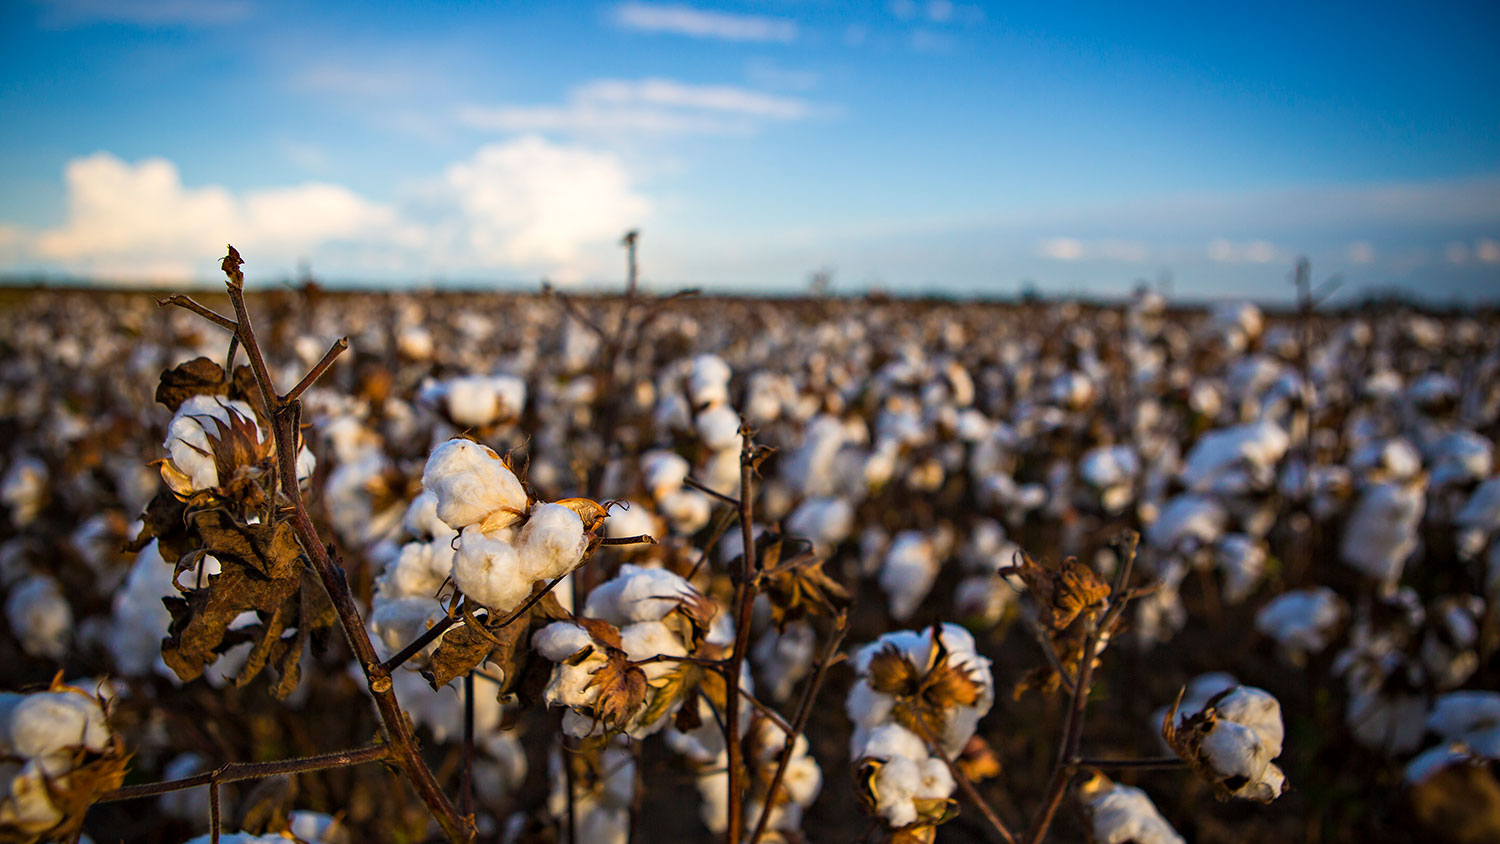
[
  {"xmin": 621, "ymin": 621, "xmax": 688, "ymax": 686},
  {"xmin": 1427, "ymin": 691, "xmax": 1500, "ymax": 744},
  {"xmin": 879, "ymin": 531, "xmax": 941, "ymax": 621},
  {"xmin": 1215, "ymin": 534, "xmax": 1266, "ymax": 604},
  {"xmin": 1214, "ymin": 686, "xmax": 1284, "ymax": 757},
  {"xmin": 515, "ymin": 503, "xmax": 588, "ymax": 581},
  {"xmin": 658, "ymin": 489, "xmax": 711, "ymax": 534},
  {"xmin": 452, "ymin": 526, "xmax": 533, "ymax": 614},
  {"xmin": 421, "ymin": 438, "xmax": 529, "ymax": 531},
  {"xmin": 1083, "ymin": 781, "xmax": 1185, "ymax": 844},
  {"xmin": 5, "ymin": 574, "xmax": 71, "ymax": 660},
  {"xmin": 370, "ymin": 597, "xmax": 447, "ymax": 664},
  {"xmin": 1342, "ymin": 479, "xmax": 1425, "ymax": 589},
  {"xmin": 161, "ymin": 395, "xmax": 262, "ymax": 493},
  {"xmin": 1255, "ymin": 587, "xmax": 1345, "ymax": 658},
  {"xmin": 0, "ymin": 456, "xmax": 46, "ymax": 528},
  {"xmin": 1, "ymin": 761, "xmax": 65, "ymax": 833},
  {"xmin": 785, "ymin": 496, "xmax": 854, "ymax": 551},
  {"xmin": 642, "ymin": 450, "xmax": 690, "ymax": 499},
  {"xmin": 1180, "ymin": 420, "xmax": 1289, "ymax": 492},
  {"xmin": 1201, "ymin": 718, "xmax": 1272, "ymax": 788},
  {"xmin": 1146, "ymin": 494, "xmax": 1227, "ymax": 553},
  {"xmin": 855, "ymin": 723, "xmax": 955, "ymax": 828},
  {"xmin": 6, "ymin": 690, "xmax": 111, "ymax": 766},
  {"xmin": 689, "ymin": 354, "xmax": 732, "ymax": 409},
  {"xmin": 603, "ymin": 501, "xmax": 657, "ymax": 541},
  {"xmin": 403, "ymin": 490, "xmax": 456, "ymax": 542},
  {"xmin": 583, "ymin": 565, "xmax": 698, "ymax": 627},
  {"xmin": 696, "ymin": 406, "xmax": 742, "ymax": 452},
  {"xmin": 376, "ymin": 540, "xmax": 454, "ymax": 601}
]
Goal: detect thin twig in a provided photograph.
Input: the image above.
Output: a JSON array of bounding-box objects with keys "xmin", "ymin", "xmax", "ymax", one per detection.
[
  {"xmin": 684, "ymin": 476, "xmax": 741, "ymax": 508},
  {"xmin": 747, "ymin": 613, "xmax": 848, "ymax": 844},
  {"xmin": 210, "ymin": 781, "xmax": 221, "ymax": 844},
  {"xmin": 909, "ymin": 715, "xmax": 1018, "ymax": 844},
  {"xmin": 282, "ymin": 336, "xmax": 349, "ymax": 403},
  {"xmin": 96, "ymin": 745, "xmax": 391, "ymax": 803},
  {"xmin": 723, "ymin": 423, "xmax": 759, "ymax": 844},
  {"xmin": 157, "ymin": 294, "xmax": 238, "ymax": 333},
  {"xmin": 461, "ymin": 672, "xmax": 475, "ymax": 822},
  {"xmin": 1072, "ymin": 756, "xmax": 1186, "ymax": 771},
  {"xmin": 1018, "ymin": 600, "xmax": 1076, "ymax": 697},
  {"xmin": 376, "ymin": 614, "xmax": 458, "ymax": 677},
  {"xmin": 599, "ymin": 534, "xmax": 658, "ymax": 546}
]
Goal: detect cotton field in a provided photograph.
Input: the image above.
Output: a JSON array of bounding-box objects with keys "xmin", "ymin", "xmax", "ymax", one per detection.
[{"xmin": 1, "ymin": 276, "xmax": 1497, "ymax": 844}]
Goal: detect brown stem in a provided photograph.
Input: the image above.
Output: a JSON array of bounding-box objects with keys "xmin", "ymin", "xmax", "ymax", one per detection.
[
  {"xmin": 157, "ymin": 294, "xmax": 238, "ymax": 333},
  {"xmin": 723, "ymin": 424, "xmax": 759, "ymax": 844},
  {"xmin": 1018, "ymin": 599, "xmax": 1076, "ymax": 697},
  {"xmin": 684, "ymin": 475, "xmax": 741, "ymax": 507},
  {"xmin": 461, "ymin": 672, "xmax": 475, "ymax": 822},
  {"xmin": 1072, "ymin": 756, "xmax": 1186, "ymax": 771},
  {"xmin": 747, "ymin": 613, "xmax": 848, "ymax": 844},
  {"xmin": 1024, "ymin": 532, "xmax": 1140, "ymax": 844},
  {"xmin": 96, "ymin": 745, "xmax": 390, "ymax": 803},
  {"xmin": 909, "ymin": 715, "xmax": 1018, "ymax": 844},
  {"xmin": 377, "ymin": 614, "xmax": 459, "ymax": 676},
  {"xmin": 205, "ymin": 253, "xmax": 470, "ymax": 842},
  {"xmin": 210, "ymin": 781, "xmax": 221, "ymax": 844},
  {"xmin": 282, "ymin": 336, "xmax": 349, "ymax": 403},
  {"xmin": 599, "ymin": 534, "xmax": 658, "ymax": 546}
]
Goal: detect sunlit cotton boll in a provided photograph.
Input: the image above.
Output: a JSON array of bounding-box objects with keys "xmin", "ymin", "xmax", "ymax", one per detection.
[
  {"xmin": 5, "ymin": 574, "xmax": 71, "ymax": 660},
  {"xmin": 515, "ymin": 503, "xmax": 589, "ymax": 581},
  {"xmin": 1080, "ymin": 776, "xmax": 1185, "ymax": 844},
  {"xmin": 696, "ymin": 406, "xmax": 742, "ymax": 452},
  {"xmin": 452, "ymin": 525, "xmax": 532, "ymax": 615},
  {"xmin": 442, "ymin": 374, "xmax": 526, "ymax": 428},
  {"xmin": 421, "ymin": 438, "xmax": 529, "ymax": 531},
  {"xmin": 854, "ymin": 723, "xmax": 955, "ymax": 829}
]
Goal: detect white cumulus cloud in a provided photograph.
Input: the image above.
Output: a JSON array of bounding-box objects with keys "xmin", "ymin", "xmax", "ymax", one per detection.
[{"xmin": 17, "ymin": 138, "xmax": 650, "ymax": 283}]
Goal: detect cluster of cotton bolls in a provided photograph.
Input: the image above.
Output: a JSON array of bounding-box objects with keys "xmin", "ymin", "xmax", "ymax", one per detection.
[
  {"xmin": 1, "ymin": 683, "xmax": 117, "ymax": 839},
  {"xmin": 846, "ymin": 624, "xmax": 993, "ymax": 831}
]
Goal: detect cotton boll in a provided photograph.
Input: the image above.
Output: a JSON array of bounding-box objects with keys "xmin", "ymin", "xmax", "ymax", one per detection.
[
  {"xmin": 421, "ymin": 438, "xmax": 529, "ymax": 531},
  {"xmin": 855, "ymin": 724, "xmax": 955, "ymax": 828},
  {"xmin": 516, "ymin": 503, "xmax": 588, "ymax": 581},
  {"xmin": 0, "ymin": 457, "xmax": 47, "ymax": 528},
  {"xmin": 6, "ymin": 575, "xmax": 71, "ymax": 660},
  {"xmin": 621, "ymin": 620, "xmax": 687, "ymax": 686},
  {"xmin": 879, "ymin": 531, "xmax": 940, "ymax": 621},
  {"xmin": 603, "ymin": 501, "xmax": 657, "ymax": 541},
  {"xmin": 642, "ymin": 450, "xmax": 690, "ymax": 499},
  {"xmin": 1255, "ymin": 587, "xmax": 1345, "ymax": 660},
  {"xmin": 689, "ymin": 354, "xmax": 732, "ymax": 409},
  {"xmin": 1180, "ymin": 420, "xmax": 1289, "ymax": 493},
  {"xmin": 1342, "ymin": 479, "xmax": 1425, "ymax": 589},
  {"xmin": 751, "ymin": 621, "xmax": 816, "ymax": 702},
  {"xmin": 785, "ymin": 497, "xmax": 854, "ymax": 551},
  {"xmin": 403, "ymin": 490, "xmax": 457, "ymax": 542},
  {"xmin": 658, "ymin": 489, "xmax": 711, "ymax": 534},
  {"xmin": 452, "ymin": 525, "xmax": 533, "ymax": 614},
  {"xmin": 7, "ymin": 691, "xmax": 111, "ymax": 766},
  {"xmin": 376, "ymin": 540, "xmax": 454, "ymax": 601},
  {"xmin": 696, "ymin": 406, "xmax": 742, "ymax": 452},
  {"xmin": 1146, "ymin": 494, "xmax": 1227, "ymax": 553},
  {"xmin": 1427, "ymin": 691, "xmax": 1500, "ymax": 744},
  {"xmin": 1082, "ymin": 779, "xmax": 1185, "ymax": 844},
  {"xmin": 1214, "ymin": 534, "xmax": 1266, "ymax": 604},
  {"xmin": 0, "ymin": 760, "xmax": 64, "ymax": 833},
  {"xmin": 369, "ymin": 597, "xmax": 447, "ymax": 664},
  {"xmin": 1214, "ymin": 686, "xmax": 1284, "ymax": 757},
  {"xmin": 160, "ymin": 396, "xmax": 262, "ymax": 494},
  {"xmin": 583, "ymin": 565, "xmax": 696, "ymax": 626}
]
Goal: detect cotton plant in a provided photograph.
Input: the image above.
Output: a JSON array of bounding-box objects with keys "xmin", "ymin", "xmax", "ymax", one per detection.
[
  {"xmin": 543, "ymin": 737, "xmax": 634, "ymax": 844},
  {"xmin": 847, "ymin": 624, "xmax": 994, "ymax": 765}
]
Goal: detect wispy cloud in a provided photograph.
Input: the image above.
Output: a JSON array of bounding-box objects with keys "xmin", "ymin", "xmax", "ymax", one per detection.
[
  {"xmin": 460, "ymin": 77, "xmax": 817, "ymax": 136},
  {"xmin": 1207, "ymin": 238, "xmax": 1279, "ymax": 263},
  {"xmin": 1038, "ymin": 237, "xmax": 1149, "ymax": 262},
  {"xmin": 30, "ymin": 0, "xmax": 251, "ymax": 28},
  {"xmin": 611, "ymin": 2, "xmax": 797, "ymax": 43}
]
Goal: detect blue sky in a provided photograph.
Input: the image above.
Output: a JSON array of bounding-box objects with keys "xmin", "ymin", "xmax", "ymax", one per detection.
[{"xmin": 2, "ymin": 1, "xmax": 1498, "ymax": 302}]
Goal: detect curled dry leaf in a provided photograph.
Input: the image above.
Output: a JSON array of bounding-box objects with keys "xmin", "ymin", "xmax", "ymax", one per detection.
[{"xmin": 1001, "ymin": 552, "xmax": 1110, "ymax": 631}]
